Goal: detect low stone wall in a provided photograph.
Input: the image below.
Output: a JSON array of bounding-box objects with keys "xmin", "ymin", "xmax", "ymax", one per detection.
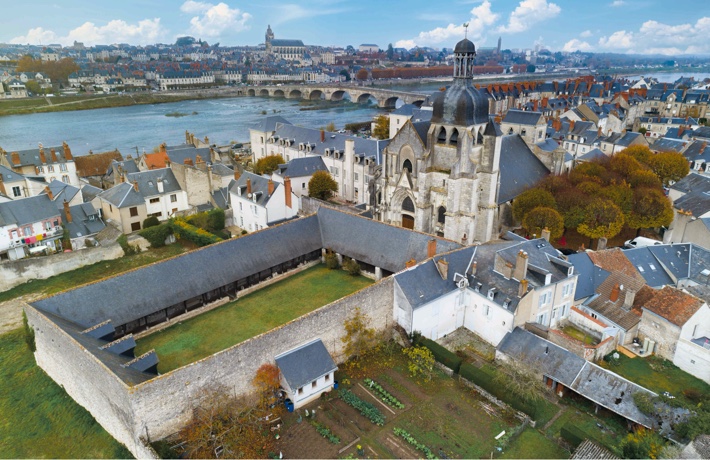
[
  {"xmin": 0, "ymin": 244, "xmax": 124, "ymax": 292},
  {"xmin": 548, "ymin": 329, "xmax": 615, "ymax": 362}
]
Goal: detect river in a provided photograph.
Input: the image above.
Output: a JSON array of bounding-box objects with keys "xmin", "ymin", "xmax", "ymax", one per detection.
[{"xmin": 0, "ymin": 96, "xmax": 383, "ymax": 156}]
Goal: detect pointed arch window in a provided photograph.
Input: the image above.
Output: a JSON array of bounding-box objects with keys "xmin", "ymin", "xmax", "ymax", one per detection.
[
  {"xmin": 402, "ymin": 159, "xmax": 412, "ymax": 174},
  {"xmin": 437, "ymin": 126, "xmax": 447, "ymax": 144},
  {"xmin": 402, "ymin": 197, "xmax": 415, "ymax": 213},
  {"xmin": 437, "ymin": 206, "xmax": 446, "ymax": 224}
]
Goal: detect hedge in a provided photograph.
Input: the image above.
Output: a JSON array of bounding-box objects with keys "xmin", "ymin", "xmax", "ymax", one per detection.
[
  {"xmin": 170, "ymin": 219, "xmax": 222, "ymax": 246},
  {"xmin": 459, "ymin": 363, "xmax": 537, "ymax": 419},
  {"xmin": 139, "ymin": 223, "xmax": 173, "ymax": 248},
  {"xmin": 414, "ymin": 336, "xmax": 462, "ymax": 374}
]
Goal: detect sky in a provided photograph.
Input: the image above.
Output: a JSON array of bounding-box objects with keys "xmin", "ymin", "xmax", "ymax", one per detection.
[{"xmin": 3, "ymin": 0, "xmax": 710, "ymax": 55}]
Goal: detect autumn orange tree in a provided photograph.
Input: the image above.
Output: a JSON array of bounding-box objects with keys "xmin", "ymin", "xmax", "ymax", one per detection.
[
  {"xmin": 341, "ymin": 307, "xmax": 375, "ymax": 358},
  {"xmin": 16, "ymin": 55, "xmax": 79, "ymax": 83},
  {"xmin": 253, "ymin": 154, "xmax": 284, "ymax": 175},
  {"xmin": 253, "ymin": 363, "xmax": 281, "ymax": 408},
  {"xmin": 522, "ymin": 207, "xmax": 564, "ymax": 241}
]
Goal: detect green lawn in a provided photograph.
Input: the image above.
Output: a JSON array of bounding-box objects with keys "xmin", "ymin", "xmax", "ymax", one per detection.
[
  {"xmin": 0, "ymin": 329, "xmax": 132, "ymax": 458},
  {"xmin": 501, "ymin": 427, "xmax": 569, "ymax": 459},
  {"xmin": 600, "ymin": 354, "xmax": 710, "ymax": 404},
  {"xmin": 135, "ymin": 265, "xmax": 373, "ymax": 373},
  {"xmin": 0, "ymin": 243, "xmax": 187, "ymax": 304},
  {"xmin": 545, "ymin": 402, "xmax": 628, "ymax": 457}
]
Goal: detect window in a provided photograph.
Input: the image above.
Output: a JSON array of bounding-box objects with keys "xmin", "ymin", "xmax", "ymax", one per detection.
[
  {"xmin": 37, "ymin": 166, "xmax": 44, "ymax": 173},
  {"xmin": 302, "ymin": 182, "xmax": 306, "ymax": 189},
  {"xmin": 325, "ymin": 374, "xmax": 330, "ymax": 382},
  {"xmin": 240, "ymin": 217, "xmax": 244, "ymax": 227},
  {"xmin": 170, "ymin": 194, "xmax": 177, "ymax": 203},
  {"xmin": 312, "ymin": 381, "xmax": 317, "ymax": 389},
  {"xmin": 131, "ymin": 222, "xmax": 141, "ymax": 231},
  {"xmin": 483, "ymin": 305, "xmax": 490, "ymax": 317},
  {"xmin": 537, "ymin": 313, "xmax": 548, "ymax": 325},
  {"xmin": 62, "ymin": 175, "xmax": 69, "ymax": 183},
  {"xmin": 330, "ymin": 166, "xmax": 339, "ymax": 177},
  {"xmin": 23, "ymin": 227, "xmax": 31, "ymax": 236},
  {"xmin": 48, "ymin": 165, "xmax": 54, "ymax": 172},
  {"xmin": 44, "ymin": 221, "xmax": 51, "ymax": 230},
  {"xmin": 365, "ymin": 176, "xmax": 370, "ymax": 184},
  {"xmin": 12, "ymin": 186, "xmax": 21, "ymax": 197},
  {"xmin": 60, "ymin": 163, "xmax": 67, "ymax": 172},
  {"xmin": 298, "ymin": 388, "xmax": 303, "ymax": 395},
  {"xmin": 402, "ymin": 159, "xmax": 413, "ymax": 174},
  {"xmin": 562, "ymin": 282, "xmax": 573, "ymax": 297},
  {"xmin": 538, "ymin": 290, "xmax": 551, "ymax": 308},
  {"xmin": 149, "ymin": 198, "xmax": 160, "ymax": 204},
  {"xmin": 129, "ymin": 207, "xmax": 138, "ymax": 217},
  {"xmin": 354, "ymin": 172, "xmax": 359, "ymax": 181}
]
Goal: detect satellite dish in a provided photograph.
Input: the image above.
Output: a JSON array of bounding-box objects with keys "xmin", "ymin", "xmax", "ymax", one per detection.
[{"xmin": 248, "ymin": 193, "xmax": 253, "ymax": 198}]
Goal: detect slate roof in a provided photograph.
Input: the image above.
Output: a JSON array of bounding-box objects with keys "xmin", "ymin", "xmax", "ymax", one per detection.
[
  {"xmin": 412, "ymin": 121, "xmax": 431, "ymax": 148},
  {"xmin": 578, "ymin": 148, "xmax": 606, "ymax": 161},
  {"xmin": 271, "ymin": 39, "xmax": 305, "ymax": 47},
  {"xmin": 251, "ymin": 115, "xmax": 292, "ymax": 133},
  {"xmin": 165, "ymin": 144, "xmax": 212, "ymax": 166},
  {"xmin": 567, "ymin": 252, "xmax": 611, "ymax": 301},
  {"xmin": 652, "ymin": 137, "xmax": 687, "ymax": 153},
  {"xmin": 6, "ymin": 145, "xmax": 70, "ymax": 166},
  {"xmin": 229, "ymin": 171, "xmax": 279, "ymax": 207},
  {"xmin": 275, "ymin": 339, "xmax": 337, "ymax": 391},
  {"xmin": 498, "ymin": 135, "xmax": 550, "ymax": 204},
  {"xmin": 502, "ymin": 109, "xmax": 544, "ymax": 126},
  {"xmin": 126, "ymin": 168, "xmax": 182, "ymax": 198},
  {"xmin": 535, "ymin": 138, "xmax": 560, "ymax": 152},
  {"xmin": 624, "ymin": 247, "xmax": 675, "ymax": 288},
  {"xmin": 61, "ymin": 203, "xmax": 106, "ymax": 239},
  {"xmin": 498, "ymin": 328, "xmax": 655, "ymax": 427},
  {"xmin": 47, "ymin": 179, "xmax": 80, "ymax": 206},
  {"xmin": 211, "ymin": 186, "xmax": 230, "ymax": 210},
  {"xmin": 0, "ymin": 194, "xmax": 60, "ymax": 226},
  {"xmin": 210, "ymin": 163, "xmax": 234, "ymax": 177},
  {"xmin": 673, "ymin": 189, "xmax": 710, "ymax": 217},
  {"xmin": 641, "ymin": 286, "xmax": 704, "ymax": 326},
  {"xmin": 276, "ymin": 156, "xmax": 327, "ymax": 177},
  {"xmin": 0, "ymin": 164, "xmax": 25, "ymax": 182},
  {"xmin": 107, "ymin": 159, "xmax": 140, "ymax": 177},
  {"xmin": 81, "ymin": 185, "xmax": 103, "ymax": 203},
  {"xmin": 74, "ymin": 150, "xmax": 123, "ymax": 177},
  {"xmin": 670, "ymin": 172, "xmax": 710, "ymax": 194},
  {"xmin": 98, "ymin": 182, "xmax": 146, "ymax": 208}
]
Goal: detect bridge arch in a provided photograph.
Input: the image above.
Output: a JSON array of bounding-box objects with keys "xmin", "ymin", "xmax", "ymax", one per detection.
[
  {"xmin": 273, "ymin": 89, "xmax": 285, "ymax": 98},
  {"xmin": 357, "ymin": 93, "xmax": 377, "ymax": 105},
  {"xmin": 383, "ymin": 96, "xmax": 403, "ymax": 109},
  {"xmin": 309, "ymin": 89, "xmax": 324, "ymax": 100},
  {"xmin": 247, "ymin": 88, "xmax": 256, "ymax": 97},
  {"xmin": 330, "ymin": 90, "xmax": 351, "ymax": 102},
  {"xmin": 288, "ymin": 89, "xmax": 302, "ymax": 99},
  {"xmin": 412, "ymin": 99, "xmax": 425, "ymax": 107},
  {"xmin": 258, "ymin": 89, "xmax": 269, "ymax": 97}
]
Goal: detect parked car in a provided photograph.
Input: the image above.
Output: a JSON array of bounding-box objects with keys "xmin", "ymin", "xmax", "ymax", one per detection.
[{"xmin": 624, "ymin": 236, "xmax": 662, "ymax": 249}]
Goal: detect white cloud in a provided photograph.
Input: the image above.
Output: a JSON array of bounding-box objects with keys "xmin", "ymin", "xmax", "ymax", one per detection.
[
  {"xmin": 271, "ymin": 3, "xmax": 350, "ymax": 25},
  {"xmin": 394, "ymin": 0, "xmax": 499, "ymax": 49},
  {"xmin": 562, "ymin": 39, "xmax": 592, "ymax": 52},
  {"xmin": 10, "ymin": 19, "xmax": 165, "ymax": 46},
  {"xmin": 580, "ymin": 29, "xmax": 592, "ymax": 38},
  {"xmin": 598, "ymin": 30, "xmax": 634, "ymax": 49},
  {"xmin": 497, "ymin": 0, "xmax": 561, "ymax": 34},
  {"xmin": 182, "ymin": 1, "xmax": 251, "ymax": 37},
  {"xmin": 610, "ymin": 0, "xmax": 625, "ymax": 6}
]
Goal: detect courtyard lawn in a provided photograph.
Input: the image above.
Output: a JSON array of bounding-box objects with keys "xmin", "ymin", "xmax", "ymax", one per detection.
[
  {"xmin": 0, "ymin": 329, "xmax": 132, "ymax": 458},
  {"xmin": 501, "ymin": 427, "xmax": 569, "ymax": 459},
  {"xmin": 135, "ymin": 265, "xmax": 373, "ymax": 372},
  {"xmin": 0, "ymin": 243, "xmax": 187, "ymax": 304},
  {"xmin": 600, "ymin": 354, "xmax": 710, "ymax": 404}
]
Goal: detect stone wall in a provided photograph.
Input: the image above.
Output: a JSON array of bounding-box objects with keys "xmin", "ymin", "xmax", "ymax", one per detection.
[
  {"xmin": 26, "ymin": 306, "xmax": 158, "ymax": 459},
  {"xmin": 547, "ymin": 328, "xmax": 615, "ymax": 362},
  {"xmin": 0, "ymin": 244, "xmax": 123, "ymax": 292},
  {"xmin": 129, "ymin": 276, "xmax": 394, "ymax": 441},
  {"xmin": 639, "ymin": 310, "xmax": 681, "ymax": 360}
]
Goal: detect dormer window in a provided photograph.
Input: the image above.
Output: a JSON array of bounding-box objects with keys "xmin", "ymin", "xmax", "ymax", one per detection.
[{"xmin": 487, "ymin": 288, "xmax": 496, "ymax": 300}]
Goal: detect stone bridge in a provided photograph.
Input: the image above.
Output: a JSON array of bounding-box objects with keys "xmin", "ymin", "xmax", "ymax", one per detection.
[{"xmin": 238, "ymin": 84, "xmax": 430, "ymax": 108}]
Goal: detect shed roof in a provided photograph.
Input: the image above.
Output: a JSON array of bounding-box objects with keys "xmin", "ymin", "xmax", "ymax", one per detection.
[{"xmin": 275, "ymin": 339, "xmax": 337, "ymax": 391}]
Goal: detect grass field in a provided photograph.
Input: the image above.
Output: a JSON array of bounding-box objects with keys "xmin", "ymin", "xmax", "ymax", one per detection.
[
  {"xmin": 599, "ymin": 354, "xmax": 710, "ymax": 404},
  {"xmin": 501, "ymin": 427, "xmax": 569, "ymax": 459},
  {"xmin": 135, "ymin": 265, "xmax": 373, "ymax": 372},
  {"xmin": 0, "ymin": 243, "xmax": 187, "ymax": 304},
  {"xmin": 0, "ymin": 329, "xmax": 132, "ymax": 458}
]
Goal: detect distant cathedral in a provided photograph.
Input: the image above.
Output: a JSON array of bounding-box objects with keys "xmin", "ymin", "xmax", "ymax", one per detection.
[
  {"xmin": 264, "ymin": 25, "xmax": 306, "ymax": 61},
  {"xmin": 373, "ymin": 36, "xmax": 549, "ymax": 245}
]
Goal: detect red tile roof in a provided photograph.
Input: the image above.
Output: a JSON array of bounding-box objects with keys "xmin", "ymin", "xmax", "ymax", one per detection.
[{"xmin": 641, "ymin": 286, "xmax": 704, "ymax": 326}]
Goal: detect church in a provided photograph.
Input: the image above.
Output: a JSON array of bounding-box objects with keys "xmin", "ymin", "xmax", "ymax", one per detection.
[
  {"xmin": 373, "ymin": 37, "xmax": 549, "ymax": 245},
  {"xmin": 264, "ymin": 25, "xmax": 306, "ymax": 61}
]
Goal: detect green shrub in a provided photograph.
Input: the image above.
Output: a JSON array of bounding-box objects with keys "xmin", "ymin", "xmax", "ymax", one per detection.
[
  {"xmin": 142, "ymin": 216, "xmax": 160, "ymax": 228},
  {"xmin": 207, "ymin": 208, "xmax": 225, "ymax": 231},
  {"xmin": 343, "ymin": 257, "xmax": 361, "ymax": 276},
  {"xmin": 22, "ymin": 310, "xmax": 35, "ymax": 353},
  {"xmin": 116, "ymin": 234, "xmax": 139, "ymax": 256},
  {"xmin": 170, "ymin": 219, "xmax": 222, "ymax": 246},
  {"xmin": 414, "ymin": 336, "xmax": 462, "ymax": 374},
  {"xmin": 139, "ymin": 224, "xmax": 173, "ymax": 248},
  {"xmin": 325, "ymin": 252, "xmax": 340, "ymax": 270}
]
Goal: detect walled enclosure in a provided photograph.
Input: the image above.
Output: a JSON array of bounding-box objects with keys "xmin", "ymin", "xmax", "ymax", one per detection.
[{"xmin": 26, "ymin": 207, "xmax": 459, "ymax": 457}]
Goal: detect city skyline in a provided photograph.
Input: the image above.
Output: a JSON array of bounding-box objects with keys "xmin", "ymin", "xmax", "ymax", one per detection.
[{"xmin": 3, "ymin": 0, "xmax": 710, "ymax": 55}]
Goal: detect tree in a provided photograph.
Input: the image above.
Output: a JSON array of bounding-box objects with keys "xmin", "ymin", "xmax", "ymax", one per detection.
[
  {"xmin": 577, "ymin": 199, "xmax": 625, "ymax": 242},
  {"xmin": 339, "ymin": 69, "xmax": 351, "ymax": 81},
  {"xmin": 629, "ymin": 169, "xmax": 662, "ymax": 188},
  {"xmin": 620, "ymin": 427, "xmax": 665, "ymax": 459},
  {"xmin": 638, "ymin": 127, "xmax": 648, "ymax": 135},
  {"xmin": 308, "ymin": 170, "xmax": 338, "ymax": 200},
  {"xmin": 386, "ymin": 43, "xmax": 394, "ymax": 60},
  {"xmin": 252, "ymin": 363, "xmax": 281, "ymax": 408},
  {"xmin": 252, "ymin": 154, "xmax": 284, "ymax": 175},
  {"xmin": 626, "ymin": 187, "xmax": 674, "ymax": 232},
  {"xmin": 609, "ymin": 153, "xmax": 644, "ymax": 178},
  {"xmin": 355, "ymin": 68, "xmax": 369, "ymax": 81},
  {"xmin": 402, "ymin": 345, "xmax": 435, "ymax": 381},
  {"xmin": 620, "ymin": 145, "xmax": 653, "ymax": 165},
  {"xmin": 647, "ymin": 151, "xmax": 690, "ymax": 185},
  {"xmin": 372, "ymin": 115, "xmax": 389, "ymax": 140},
  {"xmin": 511, "ymin": 188, "xmax": 557, "ymax": 222},
  {"xmin": 556, "ymin": 187, "xmax": 591, "ymax": 230},
  {"xmin": 343, "ymin": 257, "xmax": 361, "ymax": 276},
  {"xmin": 341, "ymin": 307, "xmax": 376, "ymax": 358},
  {"xmin": 143, "ymin": 216, "xmax": 160, "ymax": 228},
  {"xmin": 325, "ymin": 122, "xmax": 336, "ymax": 132},
  {"xmin": 522, "ymin": 207, "xmax": 564, "ymax": 240},
  {"xmin": 24, "ymin": 80, "xmax": 44, "ymax": 95}
]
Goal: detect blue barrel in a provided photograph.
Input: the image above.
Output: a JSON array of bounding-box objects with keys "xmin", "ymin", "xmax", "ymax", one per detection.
[
  {"xmin": 333, "ymin": 380, "xmax": 339, "ymax": 390},
  {"xmin": 284, "ymin": 398, "xmax": 294, "ymax": 412}
]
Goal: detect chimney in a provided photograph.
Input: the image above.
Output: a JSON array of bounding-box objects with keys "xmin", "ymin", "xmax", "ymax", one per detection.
[
  {"xmin": 183, "ymin": 158, "xmax": 193, "ymax": 166},
  {"xmin": 159, "ymin": 143, "xmax": 167, "ymax": 154},
  {"xmin": 62, "ymin": 141, "xmax": 72, "ymax": 160},
  {"xmin": 39, "ymin": 149, "xmax": 47, "ymax": 164},
  {"xmin": 541, "ymin": 227, "xmax": 551, "ymax": 242},
  {"xmin": 246, "ymin": 178, "xmax": 252, "ymax": 195},
  {"xmin": 165, "ymin": 159, "xmax": 171, "ymax": 168},
  {"xmin": 597, "ymin": 237, "xmax": 608, "ymax": 251},
  {"xmin": 320, "ymin": 129, "xmax": 325, "ymax": 143},
  {"xmin": 406, "ymin": 258, "xmax": 417, "ymax": 268},
  {"xmin": 624, "ymin": 288, "xmax": 636, "ymax": 308},
  {"xmin": 610, "ymin": 283, "xmax": 620, "ymax": 302},
  {"xmin": 63, "ymin": 200, "xmax": 72, "ymax": 223},
  {"xmin": 469, "ymin": 261, "xmax": 477, "ymax": 277},
  {"xmin": 512, "ymin": 250, "xmax": 528, "ymax": 280},
  {"xmin": 427, "ymin": 238, "xmax": 437, "ymax": 258},
  {"xmin": 284, "ymin": 176, "xmax": 292, "ymax": 208},
  {"xmin": 195, "ymin": 154, "xmax": 203, "ymax": 164},
  {"xmin": 44, "ymin": 185, "xmax": 53, "ymax": 201},
  {"xmin": 518, "ymin": 278, "xmax": 528, "ymax": 297},
  {"xmin": 50, "ymin": 148, "xmax": 58, "ymax": 163},
  {"xmin": 157, "ymin": 178, "xmax": 164, "ymax": 193},
  {"xmin": 533, "ymin": 99, "xmax": 539, "ymax": 112},
  {"xmin": 133, "ymin": 181, "xmax": 139, "ymax": 192},
  {"xmin": 597, "ymin": 126, "xmax": 602, "ymax": 136},
  {"xmin": 268, "ymin": 179, "xmax": 275, "ymax": 196},
  {"xmin": 569, "ymin": 120, "xmax": 576, "ymax": 131},
  {"xmin": 234, "ymin": 168, "xmax": 241, "ymax": 181},
  {"xmin": 436, "ymin": 258, "xmax": 449, "ymax": 280}
]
